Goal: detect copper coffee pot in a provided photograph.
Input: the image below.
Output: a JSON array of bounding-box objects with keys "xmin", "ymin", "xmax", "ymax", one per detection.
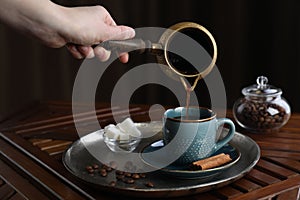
[{"xmin": 98, "ymin": 22, "xmax": 217, "ymax": 80}]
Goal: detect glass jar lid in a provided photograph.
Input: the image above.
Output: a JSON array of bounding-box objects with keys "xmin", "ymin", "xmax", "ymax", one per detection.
[{"xmin": 242, "ymin": 76, "xmax": 282, "ymax": 97}]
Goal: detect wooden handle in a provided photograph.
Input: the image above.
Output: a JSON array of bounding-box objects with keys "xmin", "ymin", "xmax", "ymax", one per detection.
[{"xmin": 98, "ymin": 38, "xmax": 151, "ymax": 54}]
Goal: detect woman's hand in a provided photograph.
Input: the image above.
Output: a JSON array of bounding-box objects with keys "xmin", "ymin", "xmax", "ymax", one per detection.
[
  {"xmin": 0, "ymin": 0, "xmax": 135, "ymax": 63},
  {"xmin": 60, "ymin": 5, "xmax": 135, "ymax": 62}
]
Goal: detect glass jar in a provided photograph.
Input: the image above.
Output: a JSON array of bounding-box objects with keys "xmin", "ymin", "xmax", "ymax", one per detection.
[{"xmin": 233, "ymin": 76, "xmax": 291, "ymax": 132}]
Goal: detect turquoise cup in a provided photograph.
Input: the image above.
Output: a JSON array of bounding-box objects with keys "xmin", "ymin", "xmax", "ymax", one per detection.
[{"xmin": 163, "ymin": 107, "xmax": 235, "ymax": 166}]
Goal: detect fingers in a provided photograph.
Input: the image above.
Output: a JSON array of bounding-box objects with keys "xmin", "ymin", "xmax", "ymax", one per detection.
[
  {"xmin": 66, "ymin": 44, "xmax": 95, "ymax": 59},
  {"xmin": 96, "ymin": 26, "xmax": 134, "ymax": 63},
  {"xmin": 103, "ymin": 25, "xmax": 135, "ymax": 41},
  {"xmin": 94, "ymin": 46, "xmax": 111, "ymax": 62},
  {"xmin": 66, "ymin": 44, "xmax": 115, "ymax": 62},
  {"xmin": 77, "ymin": 46, "xmax": 95, "ymax": 58},
  {"xmin": 66, "ymin": 8, "xmax": 135, "ymax": 61},
  {"xmin": 117, "ymin": 52, "xmax": 129, "ymax": 63},
  {"xmin": 63, "ymin": 5, "xmax": 135, "ymax": 62},
  {"xmin": 85, "ymin": 26, "xmax": 135, "ymax": 62},
  {"xmin": 92, "ymin": 47, "xmax": 129, "ymax": 63},
  {"xmin": 66, "ymin": 44, "xmax": 84, "ymax": 59}
]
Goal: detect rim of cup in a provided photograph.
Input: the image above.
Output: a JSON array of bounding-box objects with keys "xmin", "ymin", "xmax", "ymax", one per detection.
[{"xmin": 165, "ymin": 106, "xmax": 216, "ymax": 123}]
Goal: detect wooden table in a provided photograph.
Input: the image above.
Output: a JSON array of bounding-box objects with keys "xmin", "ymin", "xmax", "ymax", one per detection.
[{"xmin": 0, "ymin": 101, "xmax": 300, "ymax": 200}]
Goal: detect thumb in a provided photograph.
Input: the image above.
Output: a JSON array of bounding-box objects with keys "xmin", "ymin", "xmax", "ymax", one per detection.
[{"xmin": 102, "ymin": 25, "xmax": 135, "ymax": 41}]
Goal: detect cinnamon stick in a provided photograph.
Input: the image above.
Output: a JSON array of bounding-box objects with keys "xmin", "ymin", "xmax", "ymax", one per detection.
[{"xmin": 191, "ymin": 153, "xmax": 232, "ymax": 170}]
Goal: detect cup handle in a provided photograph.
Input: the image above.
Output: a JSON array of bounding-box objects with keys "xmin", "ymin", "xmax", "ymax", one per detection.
[{"xmin": 213, "ymin": 118, "xmax": 235, "ymax": 152}]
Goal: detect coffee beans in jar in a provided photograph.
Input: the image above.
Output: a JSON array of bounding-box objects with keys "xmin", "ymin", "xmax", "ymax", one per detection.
[{"xmin": 233, "ymin": 76, "xmax": 291, "ymax": 132}]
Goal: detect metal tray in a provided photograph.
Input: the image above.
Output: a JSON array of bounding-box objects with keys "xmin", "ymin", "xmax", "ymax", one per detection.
[{"xmin": 62, "ymin": 122, "xmax": 260, "ymax": 198}]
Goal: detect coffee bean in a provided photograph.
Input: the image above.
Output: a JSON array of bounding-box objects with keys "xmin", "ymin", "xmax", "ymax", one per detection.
[
  {"xmin": 100, "ymin": 171, "xmax": 107, "ymax": 177},
  {"xmin": 132, "ymin": 173, "xmax": 140, "ymax": 179},
  {"xmin": 259, "ymin": 117, "xmax": 264, "ymax": 122},
  {"xmin": 235, "ymin": 99, "xmax": 289, "ymax": 131},
  {"xmin": 86, "ymin": 162, "xmax": 150, "ymax": 187},
  {"xmin": 139, "ymin": 173, "xmax": 146, "ymax": 178},
  {"xmin": 115, "ymin": 170, "xmax": 124, "ymax": 175},
  {"xmin": 125, "ymin": 178, "xmax": 135, "ymax": 184},
  {"xmin": 109, "ymin": 181, "xmax": 116, "ymax": 187},
  {"xmin": 116, "ymin": 175, "xmax": 125, "ymax": 181},
  {"xmin": 106, "ymin": 167, "xmax": 113, "ymax": 172},
  {"xmin": 124, "ymin": 172, "xmax": 132, "ymax": 177},
  {"xmin": 145, "ymin": 182, "xmax": 154, "ymax": 188},
  {"xmin": 258, "ymin": 106, "xmax": 264, "ymax": 111},
  {"xmin": 92, "ymin": 164, "xmax": 99, "ymax": 169},
  {"xmin": 87, "ymin": 169, "xmax": 94, "ymax": 174}
]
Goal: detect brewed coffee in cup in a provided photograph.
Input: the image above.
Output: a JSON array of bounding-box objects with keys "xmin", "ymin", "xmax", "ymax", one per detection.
[{"xmin": 163, "ymin": 107, "xmax": 235, "ymax": 166}]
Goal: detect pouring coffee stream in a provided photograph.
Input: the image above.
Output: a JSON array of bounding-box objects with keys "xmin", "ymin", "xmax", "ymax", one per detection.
[{"xmin": 98, "ymin": 22, "xmax": 218, "ymax": 118}]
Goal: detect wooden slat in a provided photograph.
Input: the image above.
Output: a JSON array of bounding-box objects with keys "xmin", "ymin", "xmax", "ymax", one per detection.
[
  {"xmin": 246, "ymin": 169, "xmax": 281, "ymax": 186},
  {"xmin": 276, "ymin": 187, "xmax": 300, "ymax": 200},
  {"xmin": 256, "ymin": 159, "xmax": 297, "ymax": 179},
  {"xmin": 281, "ymin": 127, "xmax": 300, "ymax": 133},
  {"xmin": 0, "ymin": 159, "xmax": 49, "ymax": 199},
  {"xmin": 214, "ymin": 186, "xmax": 243, "ymax": 198},
  {"xmin": 0, "ymin": 184, "xmax": 15, "ymax": 200},
  {"xmin": 0, "ymin": 128, "xmax": 112, "ymax": 199},
  {"xmin": 256, "ymin": 141, "xmax": 300, "ymax": 152},
  {"xmin": 0, "ymin": 138, "xmax": 86, "ymax": 199},
  {"xmin": 261, "ymin": 149, "xmax": 300, "ymax": 160},
  {"xmin": 35, "ymin": 140, "xmax": 72, "ymax": 151},
  {"xmin": 0, "ymin": 101, "xmax": 43, "ymax": 129},
  {"xmin": 265, "ymin": 157, "xmax": 300, "ymax": 173},
  {"xmin": 45, "ymin": 144, "xmax": 71, "ymax": 156},
  {"xmin": 8, "ymin": 193, "xmax": 27, "ymax": 200},
  {"xmin": 232, "ymin": 178, "xmax": 262, "ymax": 192},
  {"xmin": 15, "ymin": 107, "xmax": 142, "ymax": 134},
  {"xmin": 190, "ymin": 192, "xmax": 221, "ymax": 200},
  {"xmin": 29, "ymin": 138, "xmax": 53, "ymax": 146},
  {"xmin": 247, "ymin": 134, "xmax": 300, "ymax": 144},
  {"xmin": 8, "ymin": 106, "xmax": 114, "ymax": 131},
  {"xmin": 25, "ymin": 130, "xmax": 79, "ymax": 141},
  {"xmin": 231, "ymin": 175, "xmax": 300, "ymax": 200}
]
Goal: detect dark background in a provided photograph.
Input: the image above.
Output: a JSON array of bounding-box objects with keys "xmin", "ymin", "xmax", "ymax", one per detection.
[{"xmin": 0, "ymin": 0, "xmax": 299, "ymax": 119}]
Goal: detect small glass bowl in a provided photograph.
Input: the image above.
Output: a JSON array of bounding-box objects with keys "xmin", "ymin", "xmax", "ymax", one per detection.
[{"xmin": 103, "ymin": 132, "xmax": 141, "ymax": 153}]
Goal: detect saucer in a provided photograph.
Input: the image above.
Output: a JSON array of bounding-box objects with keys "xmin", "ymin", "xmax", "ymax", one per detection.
[{"xmin": 141, "ymin": 140, "xmax": 241, "ymax": 179}]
